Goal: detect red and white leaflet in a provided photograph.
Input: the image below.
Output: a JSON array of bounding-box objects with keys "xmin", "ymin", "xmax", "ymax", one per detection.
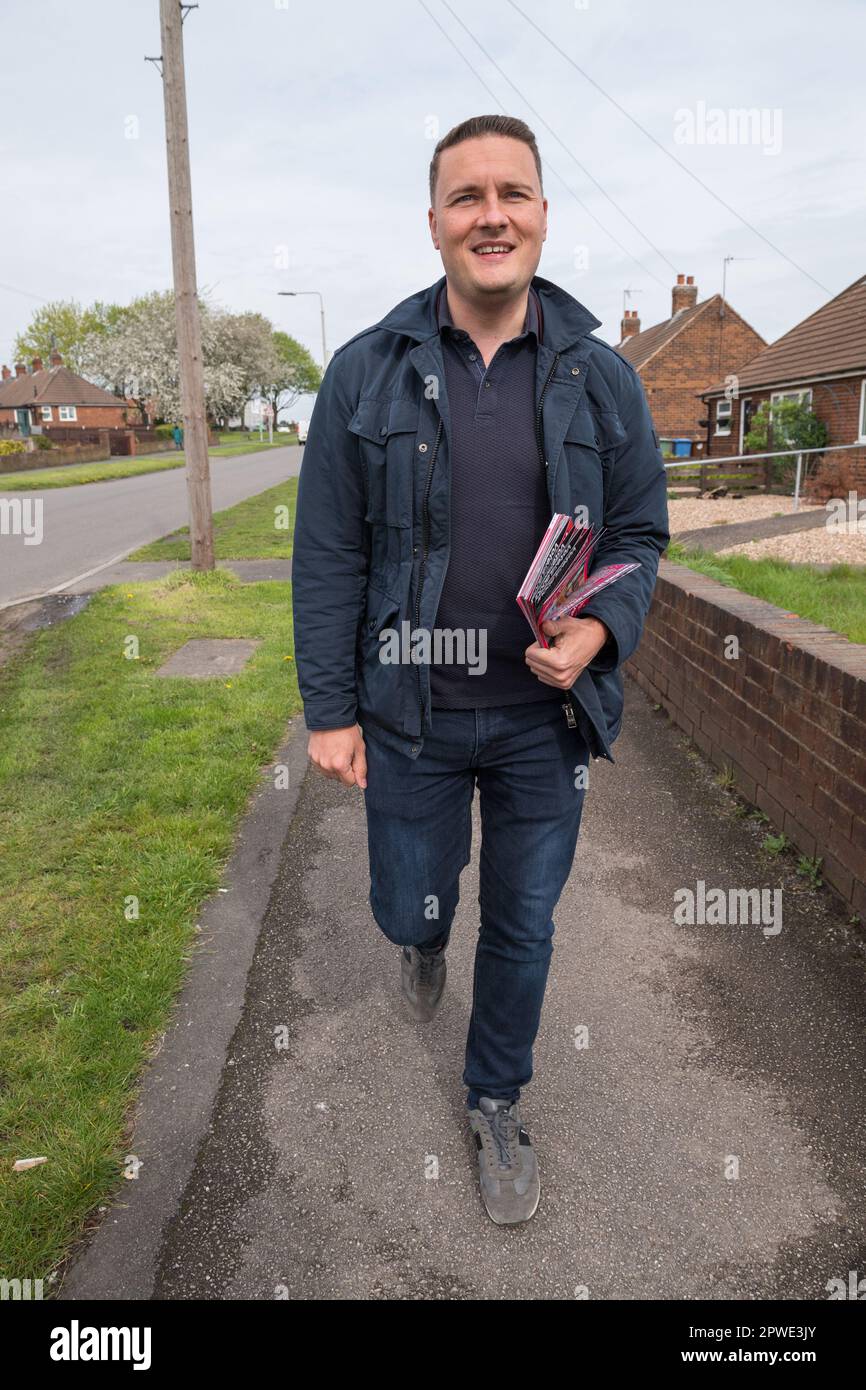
[{"xmin": 517, "ymin": 513, "xmax": 640, "ymax": 648}]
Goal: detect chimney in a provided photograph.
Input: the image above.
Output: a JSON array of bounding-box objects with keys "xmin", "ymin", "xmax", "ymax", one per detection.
[
  {"xmin": 31, "ymin": 356, "xmax": 43, "ymax": 373},
  {"xmin": 50, "ymin": 350, "xmax": 62, "ymax": 367},
  {"xmin": 1, "ymin": 365, "xmax": 10, "ymax": 380},
  {"xmin": 620, "ymin": 308, "xmax": 641, "ymax": 342},
  {"xmin": 672, "ymin": 273, "xmax": 698, "ymax": 316},
  {"xmin": 14, "ymin": 362, "xmax": 26, "ymax": 377}
]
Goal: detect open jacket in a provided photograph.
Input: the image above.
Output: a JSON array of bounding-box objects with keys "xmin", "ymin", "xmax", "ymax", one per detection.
[{"xmin": 291, "ymin": 273, "xmax": 670, "ymax": 762}]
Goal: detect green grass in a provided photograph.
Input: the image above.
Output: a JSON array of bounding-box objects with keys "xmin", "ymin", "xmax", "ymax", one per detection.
[
  {"xmin": 667, "ymin": 543, "xmax": 866, "ymax": 644},
  {"xmin": 0, "ymin": 566, "xmax": 301, "ymax": 1279},
  {"xmin": 0, "ymin": 436, "xmax": 293, "ymax": 491},
  {"xmin": 217, "ymin": 431, "xmax": 298, "ymax": 447},
  {"xmin": 128, "ymin": 478, "xmax": 297, "ymax": 561}
]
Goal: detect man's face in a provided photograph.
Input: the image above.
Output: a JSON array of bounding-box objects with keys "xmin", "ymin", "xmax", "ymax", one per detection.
[{"xmin": 429, "ymin": 135, "xmax": 547, "ymax": 304}]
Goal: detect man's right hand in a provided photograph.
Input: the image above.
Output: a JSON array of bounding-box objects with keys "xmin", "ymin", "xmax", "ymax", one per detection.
[{"xmin": 307, "ymin": 724, "xmax": 368, "ymax": 790}]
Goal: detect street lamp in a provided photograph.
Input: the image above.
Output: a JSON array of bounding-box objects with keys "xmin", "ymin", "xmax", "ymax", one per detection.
[{"xmin": 278, "ymin": 290, "xmax": 328, "ymax": 372}]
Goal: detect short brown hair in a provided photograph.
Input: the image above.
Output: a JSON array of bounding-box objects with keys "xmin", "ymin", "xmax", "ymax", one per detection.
[{"xmin": 428, "ymin": 114, "xmax": 543, "ymax": 206}]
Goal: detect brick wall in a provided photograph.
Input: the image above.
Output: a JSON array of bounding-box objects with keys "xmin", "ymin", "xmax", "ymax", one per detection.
[
  {"xmin": 0, "ymin": 444, "xmax": 111, "ymax": 472},
  {"xmin": 0, "ymin": 438, "xmax": 184, "ymax": 473},
  {"xmin": 640, "ymin": 302, "xmax": 765, "ymax": 442},
  {"xmin": 626, "ymin": 561, "xmax": 866, "ymax": 915}
]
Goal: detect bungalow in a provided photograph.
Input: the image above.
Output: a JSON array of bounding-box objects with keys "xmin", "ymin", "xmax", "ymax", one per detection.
[
  {"xmin": 0, "ymin": 352, "xmax": 129, "ymax": 433},
  {"xmin": 700, "ymin": 274, "xmax": 866, "ymax": 487},
  {"xmin": 617, "ymin": 274, "xmax": 766, "ymax": 454}
]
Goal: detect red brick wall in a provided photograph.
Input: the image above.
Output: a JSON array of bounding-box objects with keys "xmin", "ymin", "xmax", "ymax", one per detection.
[
  {"xmin": 626, "ymin": 561, "xmax": 866, "ymax": 915},
  {"xmin": 640, "ymin": 303, "xmax": 766, "ymax": 442}
]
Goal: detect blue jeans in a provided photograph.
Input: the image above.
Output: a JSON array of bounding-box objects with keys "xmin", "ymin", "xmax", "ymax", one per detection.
[{"xmin": 360, "ymin": 698, "xmax": 589, "ymax": 1109}]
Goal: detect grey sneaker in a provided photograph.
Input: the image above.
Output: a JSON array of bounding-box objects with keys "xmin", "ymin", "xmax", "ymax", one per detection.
[
  {"xmin": 401, "ymin": 943, "xmax": 446, "ymax": 1022},
  {"xmin": 468, "ymin": 1095, "xmax": 540, "ymax": 1224}
]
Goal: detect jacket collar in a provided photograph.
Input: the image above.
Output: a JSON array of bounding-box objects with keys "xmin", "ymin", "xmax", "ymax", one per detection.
[
  {"xmin": 436, "ymin": 279, "xmax": 542, "ymax": 344},
  {"xmin": 375, "ymin": 273, "xmax": 601, "ymax": 353}
]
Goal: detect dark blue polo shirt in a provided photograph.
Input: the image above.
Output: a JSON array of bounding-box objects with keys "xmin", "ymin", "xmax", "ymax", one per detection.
[{"xmin": 429, "ymin": 282, "xmax": 556, "ymax": 708}]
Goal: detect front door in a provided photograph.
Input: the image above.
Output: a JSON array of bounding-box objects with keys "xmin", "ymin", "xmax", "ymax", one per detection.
[
  {"xmin": 16, "ymin": 408, "xmax": 31, "ymax": 437},
  {"xmin": 739, "ymin": 398, "xmax": 754, "ymax": 453}
]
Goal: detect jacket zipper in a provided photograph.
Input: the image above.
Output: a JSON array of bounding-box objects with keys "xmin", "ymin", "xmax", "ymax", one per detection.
[
  {"xmin": 414, "ymin": 417, "xmax": 444, "ymax": 731},
  {"xmin": 535, "ymin": 351, "xmax": 560, "ymax": 479},
  {"xmin": 534, "ymin": 352, "xmax": 579, "ymax": 729}
]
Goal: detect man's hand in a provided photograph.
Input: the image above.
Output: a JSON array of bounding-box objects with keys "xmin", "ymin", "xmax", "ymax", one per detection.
[
  {"xmin": 307, "ymin": 724, "xmax": 368, "ymax": 789},
  {"xmin": 524, "ymin": 615, "xmax": 610, "ymax": 689}
]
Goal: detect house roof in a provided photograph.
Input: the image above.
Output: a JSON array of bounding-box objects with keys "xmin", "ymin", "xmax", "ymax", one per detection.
[
  {"xmin": 617, "ymin": 295, "xmax": 722, "ymax": 370},
  {"xmin": 0, "ymin": 364, "xmax": 123, "ymax": 409},
  {"xmin": 702, "ymin": 273, "xmax": 866, "ymax": 397}
]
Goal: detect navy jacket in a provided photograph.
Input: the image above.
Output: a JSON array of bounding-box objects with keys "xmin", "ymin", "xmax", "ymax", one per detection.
[{"xmin": 292, "ymin": 273, "xmax": 670, "ymax": 762}]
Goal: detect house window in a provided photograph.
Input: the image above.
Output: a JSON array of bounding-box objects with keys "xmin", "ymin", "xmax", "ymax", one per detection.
[
  {"xmin": 769, "ymin": 388, "xmax": 813, "ymax": 447},
  {"xmin": 859, "ymin": 379, "xmax": 866, "ymax": 441},
  {"xmin": 770, "ymin": 388, "xmax": 812, "ymax": 409},
  {"xmin": 714, "ymin": 399, "xmax": 732, "ymax": 436},
  {"xmin": 58, "ymin": 405, "xmax": 77, "ymax": 421},
  {"xmin": 41, "ymin": 405, "xmax": 53, "ymax": 422}
]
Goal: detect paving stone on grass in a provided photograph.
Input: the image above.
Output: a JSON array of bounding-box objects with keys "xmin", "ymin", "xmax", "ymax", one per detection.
[{"xmin": 155, "ymin": 638, "xmax": 263, "ymax": 679}]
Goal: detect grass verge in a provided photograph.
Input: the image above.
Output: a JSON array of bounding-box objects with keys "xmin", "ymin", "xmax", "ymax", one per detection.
[
  {"xmin": 128, "ymin": 478, "xmax": 297, "ymax": 561},
  {"xmin": 0, "ymin": 566, "xmax": 300, "ymax": 1279},
  {"xmin": 667, "ymin": 543, "xmax": 866, "ymax": 644}
]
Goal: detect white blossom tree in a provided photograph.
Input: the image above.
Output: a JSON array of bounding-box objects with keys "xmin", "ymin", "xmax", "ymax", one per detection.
[{"xmin": 80, "ymin": 291, "xmax": 248, "ymax": 425}]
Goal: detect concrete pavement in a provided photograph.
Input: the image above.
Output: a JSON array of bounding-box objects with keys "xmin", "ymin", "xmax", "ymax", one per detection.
[
  {"xmin": 675, "ymin": 507, "xmax": 828, "ymax": 554},
  {"xmin": 62, "ymin": 682, "xmax": 866, "ymax": 1300}
]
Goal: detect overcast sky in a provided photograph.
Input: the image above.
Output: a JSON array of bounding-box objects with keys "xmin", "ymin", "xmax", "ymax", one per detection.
[{"xmin": 2, "ymin": 0, "xmax": 864, "ymax": 414}]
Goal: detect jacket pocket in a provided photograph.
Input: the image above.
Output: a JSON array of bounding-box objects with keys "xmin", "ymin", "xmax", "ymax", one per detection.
[
  {"xmin": 562, "ymin": 406, "xmax": 625, "ymax": 523},
  {"xmin": 360, "ymin": 582, "xmax": 401, "ymax": 646},
  {"xmin": 348, "ymin": 397, "xmax": 417, "ymax": 528},
  {"xmin": 357, "ymin": 583, "xmax": 403, "ymax": 728}
]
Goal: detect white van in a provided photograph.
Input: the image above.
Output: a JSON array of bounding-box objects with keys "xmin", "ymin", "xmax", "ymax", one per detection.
[{"xmin": 296, "ymin": 419, "xmax": 310, "ymax": 444}]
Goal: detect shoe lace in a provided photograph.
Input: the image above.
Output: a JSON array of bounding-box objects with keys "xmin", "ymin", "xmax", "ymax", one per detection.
[
  {"xmin": 417, "ymin": 946, "xmax": 442, "ymax": 985},
  {"xmin": 487, "ymin": 1104, "xmax": 521, "ymax": 1168}
]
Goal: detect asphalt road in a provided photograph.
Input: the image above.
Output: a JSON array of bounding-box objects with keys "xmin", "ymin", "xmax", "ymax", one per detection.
[
  {"xmin": 0, "ymin": 446, "xmax": 302, "ymax": 608},
  {"xmin": 64, "ymin": 684, "xmax": 866, "ymax": 1300}
]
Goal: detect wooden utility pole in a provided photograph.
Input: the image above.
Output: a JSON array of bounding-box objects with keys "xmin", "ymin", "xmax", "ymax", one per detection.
[{"xmin": 158, "ymin": 0, "xmax": 214, "ymax": 569}]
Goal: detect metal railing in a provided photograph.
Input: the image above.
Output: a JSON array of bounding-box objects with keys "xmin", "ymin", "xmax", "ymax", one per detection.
[{"xmin": 664, "ymin": 441, "xmax": 865, "ymax": 511}]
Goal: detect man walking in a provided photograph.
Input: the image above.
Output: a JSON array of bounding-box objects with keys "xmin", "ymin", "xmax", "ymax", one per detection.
[{"xmin": 292, "ymin": 114, "xmax": 669, "ymax": 1224}]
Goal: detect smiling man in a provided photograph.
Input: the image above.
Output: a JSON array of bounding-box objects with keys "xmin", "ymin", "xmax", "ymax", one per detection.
[{"xmin": 292, "ymin": 114, "xmax": 669, "ymax": 1225}]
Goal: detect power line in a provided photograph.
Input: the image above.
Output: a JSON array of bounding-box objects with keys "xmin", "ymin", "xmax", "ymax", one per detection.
[
  {"xmin": 506, "ymin": 0, "xmax": 830, "ymax": 295},
  {"xmin": 438, "ymin": 0, "xmax": 678, "ymax": 276},
  {"xmin": 417, "ymin": 0, "xmax": 669, "ymax": 289},
  {"xmin": 0, "ymin": 280, "xmax": 50, "ymax": 303}
]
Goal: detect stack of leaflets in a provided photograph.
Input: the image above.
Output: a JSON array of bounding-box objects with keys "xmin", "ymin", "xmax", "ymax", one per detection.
[{"xmin": 517, "ymin": 513, "xmax": 640, "ymax": 649}]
